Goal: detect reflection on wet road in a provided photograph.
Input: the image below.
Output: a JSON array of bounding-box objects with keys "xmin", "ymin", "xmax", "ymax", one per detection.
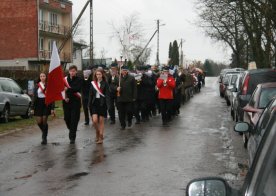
[{"xmin": 0, "ymin": 77, "xmax": 247, "ymax": 196}]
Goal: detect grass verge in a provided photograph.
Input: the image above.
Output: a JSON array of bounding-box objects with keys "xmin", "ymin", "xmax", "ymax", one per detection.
[{"xmin": 0, "ymin": 101, "xmax": 64, "ymax": 134}]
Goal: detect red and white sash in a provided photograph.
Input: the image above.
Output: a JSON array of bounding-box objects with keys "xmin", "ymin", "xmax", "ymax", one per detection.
[
  {"xmin": 92, "ymin": 81, "xmax": 105, "ymax": 97},
  {"xmin": 64, "ymin": 76, "xmax": 81, "ymax": 99},
  {"xmin": 38, "ymin": 82, "xmax": 46, "ymax": 95}
]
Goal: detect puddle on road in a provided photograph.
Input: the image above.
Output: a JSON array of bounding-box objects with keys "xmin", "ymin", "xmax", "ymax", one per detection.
[
  {"xmin": 14, "ymin": 170, "xmax": 38, "ymax": 180},
  {"xmin": 15, "ymin": 149, "xmax": 33, "ymax": 154},
  {"xmin": 51, "ymin": 142, "xmax": 61, "ymax": 146},
  {"xmin": 66, "ymin": 172, "xmax": 89, "ymax": 181},
  {"xmin": 189, "ymin": 128, "xmax": 221, "ymax": 135}
]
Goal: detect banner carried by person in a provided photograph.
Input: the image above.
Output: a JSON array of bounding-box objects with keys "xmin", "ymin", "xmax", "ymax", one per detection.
[{"xmin": 45, "ymin": 41, "xmax": 65, "ymax": 105}]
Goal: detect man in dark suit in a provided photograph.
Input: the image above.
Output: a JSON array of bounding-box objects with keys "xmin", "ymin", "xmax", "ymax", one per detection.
[
  {"xmin": 63, "ymin": 65, "xmax": 83, "ymax": 144},
  {"xmin": 107, "ymin": 63, "xmax": 119, "ymax": 124},
  {"xmin": 81, "ymin": 70, "xmax": 92, "ymax": 125},
  {"xmin": 116, "ymin": 66, "xmax": 137, "ymax": 130}
]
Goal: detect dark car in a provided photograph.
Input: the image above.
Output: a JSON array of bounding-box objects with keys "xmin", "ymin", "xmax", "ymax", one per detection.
[
  {"xmin": 236, "ymin": 69, "xmax": 276, "ymax": 122},
  {"xmin": 242, "ymin": 82, "xmax": 276, "ymax": 147},
  {"xmin": 0, "ymin": 77, "xmax": 32, "ymax": 123},
  {"xmin": 186, "ymin": 98, "xmax": 276, "ymax": 196},
  {"xmin": 229, "ymin": 74, "xmax": 243, "ymax": 121},
  {"xmin": 245, "ymin": 97, "xmax": 276, "ymax": 166}
]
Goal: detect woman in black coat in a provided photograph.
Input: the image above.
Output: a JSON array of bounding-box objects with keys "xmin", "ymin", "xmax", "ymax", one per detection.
[
  {"xmin": 31, "ymin": 72, "xmax": 55, "ymax": 145},
  {"xmin": 88, "ymin": 69, "xmax": 110, "ymax": 144}
]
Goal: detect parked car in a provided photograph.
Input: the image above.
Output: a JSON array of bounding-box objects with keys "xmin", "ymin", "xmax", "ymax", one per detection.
[
  {"xmin": 236, "ymin": 68, "xmax": 276, "ymax": 122},
  {"xmin": 219, "ymin": 70, "xmax": 242, "ymax": 97},
  {"xmin": 0, "ymin": 77, "xmax": 32, "ymax": 123},
  {"xmin": 229, "ymin": 74, "xmax": 243, "ymax": 121},
  {"xmin": 245, "ymin": 97, "xmax": 276, "ymax": 166},
  {"xmin": 225, "ymin": 73, "xmax": 242, "ymax": 106},
  {"xmin": 186, "ymin": 99, "xmax": 276, "ymax": 196},
  {"xmin": 242, "ymin": 82, "xmax": 276, "ymax": 148}
]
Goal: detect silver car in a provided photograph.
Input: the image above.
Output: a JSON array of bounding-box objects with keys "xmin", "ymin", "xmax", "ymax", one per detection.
[{"xmin": 0, "ymin": 77, "xmax": 32, "ymax": 123}]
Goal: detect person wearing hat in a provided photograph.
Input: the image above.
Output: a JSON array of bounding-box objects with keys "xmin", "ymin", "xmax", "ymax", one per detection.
[
  {"xmin": 156, "ymin": 66, "xmax": 176, "ymax": 125},
  {"xmin": 106, "ymin": 63, "xmax": 119, "ymax": 124},
  {"xmin": 117, "ymin": 65, "xmax": 137, "ymax": 130},
  {"xmin": 81, "ymin": 69, "xmax": 92, "ymax": 125},
  {"xmin": 134, "ymin": 65, "xmax": 153, "ymax": 124}
]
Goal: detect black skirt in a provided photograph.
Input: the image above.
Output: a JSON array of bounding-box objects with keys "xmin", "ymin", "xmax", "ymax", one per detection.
[
  {"xmin": 90, "ymin": 98, "xmax": 107, "ymax": 118},
  {"xmin": 34, "ymin": 98, "xmax": 52, "ymax": 116}
]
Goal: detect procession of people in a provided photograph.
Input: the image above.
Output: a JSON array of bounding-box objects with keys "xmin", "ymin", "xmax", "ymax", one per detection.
[{"xmin": 35, "ymin": 61, "xmax": 205, "ymax": 145}]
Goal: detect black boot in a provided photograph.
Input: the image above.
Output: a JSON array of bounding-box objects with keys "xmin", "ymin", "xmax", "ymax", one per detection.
[{"xmin": 41, "ymin": 124, "xmax": 48, "ymax": 145}]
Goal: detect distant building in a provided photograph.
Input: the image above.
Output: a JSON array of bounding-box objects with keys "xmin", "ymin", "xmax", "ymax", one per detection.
[
  {"xmin": 67, "ymin": 41, "xmax": 88, "ymax": 71},
  {"xmin": 82, "ymin": 58, "xmax": 113, "ymax": 70},
  {"xmin": 0, "ymin": 0, "xmax": 73, "ymax": 71}
]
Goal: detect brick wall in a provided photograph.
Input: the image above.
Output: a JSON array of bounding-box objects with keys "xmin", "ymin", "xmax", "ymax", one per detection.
[{"xmin": 0, "ymin": 0, "xmax": 38, "ymax": 60}]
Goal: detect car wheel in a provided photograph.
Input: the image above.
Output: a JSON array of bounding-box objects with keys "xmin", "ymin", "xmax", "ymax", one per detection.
[
  {"xmin": 2, "ymin": 106, "xmax": 10, "ymax": 123},
  {"xmin": 21, "ymin": 105, "xmax": 32, "ymax": 119},
  {"xmin": 243, "ymin": 133, "xmax": 248, "ymax": 148}
]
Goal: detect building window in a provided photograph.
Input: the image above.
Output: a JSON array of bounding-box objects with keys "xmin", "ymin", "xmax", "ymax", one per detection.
[
  {"xmin": 39, "ymin": 38, "xmax": 44, "ymax": 51},
  {"xmin": 48, "ymin": 40, "xmax": 59, "ymax": 51},
  {"xmin": 50, "ymin": 12, "xmax": 58, "ymax": 26},
  {"xmin": 48, "ymin": 40, "xmax": 54, "ymax": 54},
  {"xmin": 39, "ymin": 9, "xmax": 44, "ymax": 23}
]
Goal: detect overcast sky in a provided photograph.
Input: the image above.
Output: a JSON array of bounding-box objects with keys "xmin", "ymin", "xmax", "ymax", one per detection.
[{"xmin": 71, "ymin": 0, "xmax": 232, "ymax": 65}]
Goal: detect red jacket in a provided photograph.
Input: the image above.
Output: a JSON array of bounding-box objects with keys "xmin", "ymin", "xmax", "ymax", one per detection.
[{"xmin": 156, "ymin": 75, "xmax": 176, "ymax": 99}]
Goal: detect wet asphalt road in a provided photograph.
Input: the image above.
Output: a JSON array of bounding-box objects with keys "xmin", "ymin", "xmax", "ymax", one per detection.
[{"xmin": 0, "ymin": 77, "xmax": 248, "ymax": 196}]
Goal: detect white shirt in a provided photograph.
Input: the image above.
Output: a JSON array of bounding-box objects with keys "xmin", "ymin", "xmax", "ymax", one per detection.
[
  {"xmin": 37, "ymin": 83, "xmax": 46, "ymax": 98},
  {"xmin": 96, "ymin": 81, "xmax": 101, "ymax": 98}
]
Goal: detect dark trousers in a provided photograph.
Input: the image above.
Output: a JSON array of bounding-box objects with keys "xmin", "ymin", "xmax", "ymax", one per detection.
[
  {"xmin": 63, "ymin": 101, "xmax": 81, "ymax": 141},
  {"xmin": 82, "ymin": 97, "xmax": 89, "ymax": 124},
  {"xmin": 173, "ymin": 92, "xmax": 181, "ymax": 115},
  {"xmin": 134, "ymin": 100, "xmax": 148, "ymax": 122},
  {"xmin": 159, "ymin": 99, "xmax": 173, "ymax": 123},
  {"xmin": 108, "ymin": 97, "xmax": 117, "ymax": 122},
  {"xmin": 117, "ymin": 102, "xmax": 133, "ymax": 127}
]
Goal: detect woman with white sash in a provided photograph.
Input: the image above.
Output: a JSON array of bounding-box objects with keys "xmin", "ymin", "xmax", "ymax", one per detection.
[
  {"xmin": 88, "ymin": 69, "xmax": 110, "ymax": 144},
  {"xmin": 31, "ymin": 73, "xmax": 55, "ymax": 145}
]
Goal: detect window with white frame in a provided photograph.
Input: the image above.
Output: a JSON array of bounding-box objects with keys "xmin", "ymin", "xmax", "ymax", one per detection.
[
  {"xmin": 49, "ymin": 12, "xmax": 58, "ymax": 26},
  {"xmin": 39, "ymin": 37, "xmax": 44, "ymax": 51},
  {"xmin": 48, "ymin": 39, "xmax": 53, "ymax": 52},
  {"xmin": 48, "ymin": 40, "xmax": 59, "ymax": 52},
  {"xmin": 39, "ymin": 9, "xmax": 44, "ymax": 23}
]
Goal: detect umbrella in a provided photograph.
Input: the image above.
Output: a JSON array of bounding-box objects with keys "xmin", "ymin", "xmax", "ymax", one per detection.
[{"xmin": 195, "ymin": 68, "xmax": 203, "ymax": 74}]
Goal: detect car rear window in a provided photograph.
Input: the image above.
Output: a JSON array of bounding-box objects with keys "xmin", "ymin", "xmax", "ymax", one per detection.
[
  {"xmin": 231, "ymin": 75, "xmax": 238, "ymax": 85},
  {"xmin": 259, "ymin": 88, "xmax": 276, "ymax": 108},
  {"xmin": 248, "ymin": 71, "xmax": 276, "ymax": 94}
]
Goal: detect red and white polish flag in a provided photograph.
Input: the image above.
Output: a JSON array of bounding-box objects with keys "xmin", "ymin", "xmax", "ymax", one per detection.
[{"xmin": 45, "ymin": 41, "xmax": 65, "ymax": 105}]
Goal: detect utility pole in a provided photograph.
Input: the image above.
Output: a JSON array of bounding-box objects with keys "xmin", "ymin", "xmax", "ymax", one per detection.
[
  {"xmin": 156, "ymin": 19, "xmax": 160, "ymax": 66},
  {"xmin": 59, "ymin": 0, "xmax": 90, "ymax": 70},
  {"xmin": 90, "ymin": 0, "xmax": 94, "ymax": 67},
  {"xmin": 179, "ymin": 39, "xmax": 184, "ymax": 68}
]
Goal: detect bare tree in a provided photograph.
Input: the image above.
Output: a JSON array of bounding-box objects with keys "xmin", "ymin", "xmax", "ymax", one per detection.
[
  {"xmin": 197, "ymin": 0, "xmax": 276, "ymax": 68},
  {"xmin": 110, "ymin": 13, "xmax": 151, "ymax": 64},
  {"xmin": 197, "ymin": 0, "xmax": 248, "ymax": 67},
  {"xmin": 99, "ymin": 48, "xmax": 107, "ymax": 65}
]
